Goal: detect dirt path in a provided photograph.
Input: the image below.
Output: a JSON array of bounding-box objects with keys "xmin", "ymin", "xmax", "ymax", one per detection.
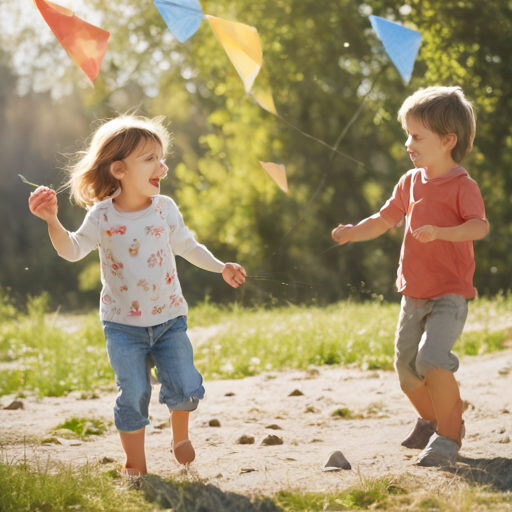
[{"xmin": 1, "ymin": 340, "xmax": 512, "ymax": 495}]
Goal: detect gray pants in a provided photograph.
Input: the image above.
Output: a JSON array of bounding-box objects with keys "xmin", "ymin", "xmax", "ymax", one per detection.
[{"xmin": 394, "ymin": 294, "xmax": 468, "ymax": 390}]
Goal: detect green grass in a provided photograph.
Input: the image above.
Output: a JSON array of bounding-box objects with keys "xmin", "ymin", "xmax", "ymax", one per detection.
[
  {"xmin": 54, "ymin": 417, "xmax": 108, "ymax": 439},
  {"xmin": 0, "ymin": 459, "xmax": 153, "ymax": 512},
  {"xmin": 1, "ymin": 460, "xmax": 511, "ymax": 512},
  {"xmin": 1, "ymin": 288, "xmax": 511, "ymax": 397}
]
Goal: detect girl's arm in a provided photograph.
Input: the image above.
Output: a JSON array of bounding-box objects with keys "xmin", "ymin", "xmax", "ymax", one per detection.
[
  {"xmin": 332, "ymin": 213, "xmax": 393, "ymax": 245},
  {"xmin": 29, "ymin": 187, "xmax": 98, "ymax": 261}
]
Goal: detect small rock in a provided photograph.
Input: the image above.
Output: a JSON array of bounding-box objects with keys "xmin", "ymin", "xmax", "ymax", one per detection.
[
  {"xmin": 3, "ymin": 400, "xmax": 24, "ymax": 410},
  {"xmin": 498, "ymin": 364, "xmax": 511, "ymax": 376},
  {"xmin": 261, "ymin": 435, "xmax": 283, "ymax": 446},
  {"xmin": 225, "ymin": 392, "xmax": 235, "ymax": 397},
  {"xmin": 285, "ymin": 457, "xmax": 296, "ymax": 461},
  {"xmin": 215, "ymin": 473, "xmax": 223, "ymax": 478},
  {"xmin": 237, "ymin": 435, "xmax": 255, "ymax": 445},
  {"xmin": 265, "ymin": 424, "xmax": 282, "ymax": 430},
  {"xmin": 288, "ymin": 389, "xmax": 304, "ymax": 397},
  {"xmin": 500, "ymin": 409, "xmax": 510, "ymax": 414},
  {"xmin": 499, "ymin": 436, "xmax": 510, "ymax": 444},
  {"xmin": 209, "ymin": 419, "xmax": 221, "ymax": 427},
  {"xmin": 154, "ymin": 420, "xmax": 170, "ymax": 430},
  {"xmin": 311, "ymin": 438, "xmax": 323, "ymax": 443},
  {"xmin": 100, "ymin": 456, "xmax": 115, "ymax": 464},
  {"xmin": 463, "ymin": 400, "xmax": 474, "ymax": 412},
  {"xmin": 41, "ymin": 437, "xmax": 61, "ymax": 445},
  {"xmin": 240, "ymin": 468, "xmax": 256, "ymax": 474},
  {"xmin": 305, "ymin": 406, "xmax": 317, "ymax": 413},
  {"xmin": 322, "ymin": 450, "xmax": 351, "ymax": 471}
]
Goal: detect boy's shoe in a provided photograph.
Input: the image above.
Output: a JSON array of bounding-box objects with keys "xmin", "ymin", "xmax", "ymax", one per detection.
[
  {"xmin": 401, "ymin": 418, "xmax": 438, "ymax": 449},
  {"xmin": 415, "ymin": 433, "xmax": 459, "ymax": 467}
]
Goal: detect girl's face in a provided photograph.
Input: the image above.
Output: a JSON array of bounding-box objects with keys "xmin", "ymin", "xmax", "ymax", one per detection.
[{"xmin": 117, "ymin": 138, "xmax": 168, "ymax": 201}]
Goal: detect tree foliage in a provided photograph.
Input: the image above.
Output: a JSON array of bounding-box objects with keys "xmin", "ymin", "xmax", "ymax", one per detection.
[{"xmin": 0, "ymin": 0, "xmax": 510, "ymax": 308}]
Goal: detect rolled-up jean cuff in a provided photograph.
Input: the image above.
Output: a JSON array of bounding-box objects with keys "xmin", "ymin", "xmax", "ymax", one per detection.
[
  {"xmin": 167, "ymin": 397, "xmax": 200, "ymax": 411},
  {"xmin": 115, "ymin": 417, "xmax": 150, "ymax": 433}
]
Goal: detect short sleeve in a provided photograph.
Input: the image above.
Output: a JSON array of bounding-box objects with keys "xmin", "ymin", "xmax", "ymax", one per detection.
[
  {"xmin": 379, "ymin": 172, "xmax": 410, "ymax": 227},
  {"xmin": 458, "ymin": 177, "xmax": 486, "ymax": 221},
  {"xmin": 66, "ymin": 206, "xmax": 101, "ymax": 261}
]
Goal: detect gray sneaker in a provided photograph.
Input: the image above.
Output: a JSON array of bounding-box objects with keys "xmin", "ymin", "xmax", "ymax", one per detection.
[
  {"xmin": 415, "ymin": 433, "xmax": 459, "ymax": 467},
  {"xmin": 401, "ymin": 418, "xmax": 438, "ymax": 449}
]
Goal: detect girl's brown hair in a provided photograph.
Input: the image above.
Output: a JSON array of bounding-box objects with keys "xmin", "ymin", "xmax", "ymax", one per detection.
[{"xmin": 63, "ymin": 115, "xmax": 171, "ymax": 208}]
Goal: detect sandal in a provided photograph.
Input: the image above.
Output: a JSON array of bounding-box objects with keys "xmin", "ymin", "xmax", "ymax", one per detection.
[{"xmin": 171, "ymin": 439, "xmax": 195, "ymax": 465}]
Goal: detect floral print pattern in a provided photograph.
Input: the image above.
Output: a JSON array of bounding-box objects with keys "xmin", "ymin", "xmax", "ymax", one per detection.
[
  {"xmin": 106, "ymin": 225, "xmax": 127, "ymax": 236},
  {"xmin": 145, "ymin": 225, "xmax": 165, "ymax": 238}
]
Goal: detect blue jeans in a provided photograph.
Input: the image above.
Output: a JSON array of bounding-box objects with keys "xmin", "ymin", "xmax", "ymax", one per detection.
[{"xmin": 102, "ymin": 316, "xmax": 205, "ymax": 432}]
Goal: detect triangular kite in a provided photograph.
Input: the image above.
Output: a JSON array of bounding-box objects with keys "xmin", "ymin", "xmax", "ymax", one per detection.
[
  {"xmin": 369, "ymin": 15, "xmax": 421, "ymax": 85},
  {"xmin": 252, "ymin": 88, "xmax": 277, "ymax": 116},
  {"xmin": 206, "ymin": 15, "xmax": 262, "ymax": 92},
  {"xmin": 154, "ymin": 0, "xmax": 204, "ymax": 43},
  {"xmin": 33, "ymin": 0, "xmax": 110, "ymax": 84},
  {"xmin": 259, "ymin": 161, "xmax": 288, "ymax": 194}
]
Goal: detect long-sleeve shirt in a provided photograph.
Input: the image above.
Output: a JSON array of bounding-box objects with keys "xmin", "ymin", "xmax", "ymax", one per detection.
[{"xmin": 63, "ymin": 195, "xmax": 224, "ymax": 326}]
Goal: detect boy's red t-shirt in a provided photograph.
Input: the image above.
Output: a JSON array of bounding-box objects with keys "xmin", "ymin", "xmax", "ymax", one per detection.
[{"xmin": 379, "ymin": 167, "xmax": 486, "ymax": 299}]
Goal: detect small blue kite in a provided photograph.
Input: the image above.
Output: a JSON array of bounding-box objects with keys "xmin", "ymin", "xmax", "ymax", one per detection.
[
  {"xmin": 154, "ymin": 0, "xmax": 205, "ymax": 43},
  {"xmin": 369, "ymin": 15, "xmax": 422, "ymax": 85}
]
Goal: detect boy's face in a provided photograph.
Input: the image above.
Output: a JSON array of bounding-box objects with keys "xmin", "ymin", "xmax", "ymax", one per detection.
[{"xmin": 404, "ymin": 116, "xmax": 447, "ymax": 170}]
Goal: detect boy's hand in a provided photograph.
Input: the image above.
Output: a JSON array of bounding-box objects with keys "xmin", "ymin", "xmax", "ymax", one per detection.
[
  {"xmin": 412, "ymin": 225, "xmax": 438, "ymax": 243},
  {"xmin": 222, "ymin": 263, "xmax": 246, "ymax": 288},
  {"xmin": 331, "ymin": 224, "xmax": 353, "ymax": 245},
  {"xmin": 29, "ymin": 187, "xmax": 58, "ymax": 223}
]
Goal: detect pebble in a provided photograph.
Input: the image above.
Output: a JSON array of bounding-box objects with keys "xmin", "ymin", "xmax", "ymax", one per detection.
[
  {"xmin": 322, "ymin": 450, "xmax": 351, "ymax": 471},
  {"xmin": 499, "ymin": 436, "xmax": 510, "ymax": 444},
  {"xmin": 237, "ymin": 435, "xmax": 255, "ymax": 445},
  {"xmin": 3, "ymin": 400, "xmax": 24, "ymax": 410},
  {"xmin": 265, "ymin": 424, "xmax": 282, "ymax": 430},
  {"xmin": 261, "ymin": 435, "xmax": 283, "ymax": 446},
  {"xmin": 225, "ymin": 392, "xmax": 235, "ymax": 397},
  {"xmin": 289, "ymin": 389, "xmax": 304, "ymax": 397},
  {"xmin": 209, "ymin": 419, "xmax": 221, "ymax": 427}
]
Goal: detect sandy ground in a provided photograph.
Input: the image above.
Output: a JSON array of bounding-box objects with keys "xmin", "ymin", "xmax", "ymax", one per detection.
[{"xmin": 1, "ymin": 326, "xmax": 512, "ymax": 496}]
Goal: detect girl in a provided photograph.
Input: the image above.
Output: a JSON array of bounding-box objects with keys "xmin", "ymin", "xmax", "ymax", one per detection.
[{"xmin": 28, "ymin": 115, "xmax": 246, "ymax": 475}]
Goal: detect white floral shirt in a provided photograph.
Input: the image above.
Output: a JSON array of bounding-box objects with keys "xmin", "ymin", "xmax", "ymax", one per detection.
[{"xmin": 67, "ymin": 195, "xmax": 223, "ymax": 327}]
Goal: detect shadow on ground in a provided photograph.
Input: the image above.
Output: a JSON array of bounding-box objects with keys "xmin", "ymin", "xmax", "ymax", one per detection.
[
  {"xmin": 444, "ymin": 457, "xmax": 512, "ymax": 491},
  {"xmin": 137, "ymin": 474, "xmax": 282, "ymax": 512}
]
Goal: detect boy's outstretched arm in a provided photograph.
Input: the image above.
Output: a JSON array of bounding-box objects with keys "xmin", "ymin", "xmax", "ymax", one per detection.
[
  {"xmin": 412, "ymin": 218, "xmax": 489, "ymax": 243},
  {"xmin": 332, "ymin": 213, "xmax": 394, "ymax": 245}
]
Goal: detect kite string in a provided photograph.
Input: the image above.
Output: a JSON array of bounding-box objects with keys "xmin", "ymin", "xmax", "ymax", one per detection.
[
  {"xmin": 271, "ymin": 64, "xmax": 389, "ymax": 258},
  {"xmin": 274, "ymin": 114, "xmax": 364, "ymax": 166}
]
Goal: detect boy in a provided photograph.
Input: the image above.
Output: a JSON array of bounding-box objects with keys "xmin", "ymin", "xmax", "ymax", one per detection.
[{"xmin": 332, "ymin": 86, "xmax": 488, "ymax": 466}]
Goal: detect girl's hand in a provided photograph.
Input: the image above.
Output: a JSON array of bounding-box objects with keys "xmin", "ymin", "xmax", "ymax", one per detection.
[
  {"xmin": 222, "ymin": 263, "xmax": 246, "ymax": 288},
  {"xmin": 412, "ymin": 225, "xmax": 437, "ymax": 243},
  {"xmin": 331, "ymin": 224, "xmax": 353, "ymax": 244},
  {"xmin": 29, "ymin": 187, "xmax": 58, "ymax": 223}
]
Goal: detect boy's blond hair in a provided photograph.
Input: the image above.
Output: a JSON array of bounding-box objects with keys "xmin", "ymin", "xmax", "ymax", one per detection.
[
  {"xmin": 63, "ymin": 115, "xmax": 171, "ymax": 208},
  {"xmin": 397, "ymin": 86, "xmax": 476, "ymax": 163}
]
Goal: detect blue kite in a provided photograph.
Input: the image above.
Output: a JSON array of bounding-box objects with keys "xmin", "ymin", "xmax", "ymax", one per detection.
[
  {"xmin": 154, "ymin": 0, "xmax": 205, "ymax": 43},
  {"xmin": 369, "ymin": 15, "xmax": 422, "ymax": 85}
]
